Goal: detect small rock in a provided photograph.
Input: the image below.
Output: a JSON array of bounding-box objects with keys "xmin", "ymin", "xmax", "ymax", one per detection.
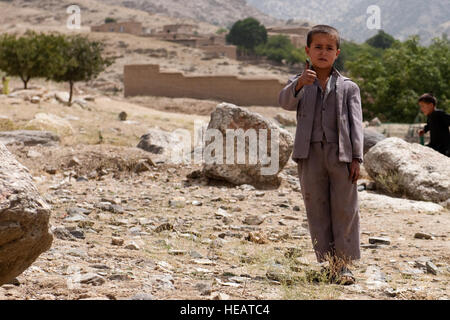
[
  {"xmin": 239, "ymin": 184, "xmax": 255, "ymax": 191},
  {"xmin": 369, "ymin": 237, "xmax": 391, "ymax": 245},
  {"xmin": 211, "ymin": 292, "xmax": 230, "ymax": 300},
  {"xmin": 426, "ymin": 262, "xmax": 438, "ymax": 275},
  {"xmin": 189, "ymin": 251, "xmax": 203, "ymax": 259},
  {"xmin": 108, "ymin": 273, "xmax": 131, "ymax": 281},
  {"xmin": 31, "ymin": 96, "xmax": 41, "ymax": 104},
  {"xmin": 414, "ymin": 232, "xmax": 433, "ymax": 240},
  {"xmin": 215, "ymin": 208, "xmax": 231, "ymax": 218},
  {"xmin": 67, "ymin": 207, "xmax": 91, "ymax": 216},
  {"xmin": 192, "ymin": 200, "xmax": 202, "ymax": 206},
  {"xmin": 27, "ymin": 150, "xmax": 42, "ymax": 158},
  {"xmin": 119, "ymin": 111, "xmax": 127, "ymax": 121},
  {"xmin": 130, "ymin": 293, "xmax": 154, "ymax": 300},
  {"xmin": 52, "ymin": 227, "xmax": 75, "ymax": 241},
  {"xmin": 193, "ymin": 259, "xmax": 216, "ymax": 266},
  {"xmin": 168, "ymin": 249, "xmax": 187, "ymax": 256},
  {"xmin": 169, "ymin": 197, "xmax": 186, "ymax": 208},
  {"xmin": 243, "ymin": 215, "xmax": 265, "ymax": 226},
  {"xmin": 44, "ymin": 166, "xmax": 57, "ymax": 174},
  {"xmin": 111, "ymin": 237, "xmax": 124, "ymax": 246},
  {"xmin": 79, "ymin": 273, "xmax": 105, "ymax": 286},
  {"xmin": 124, "ymin": 242, "xmax": 140, "ymax": 250},
  {"xmin": 67, "ymin": 227, "xmax": 85, "ymax": 240},
  {"xmin": 68, "ymin": 157, "xmax": 81, "ymax": 167},
  {"xmin": 292, "ymin": 206, "xmax": 300, "ymax": 212}
]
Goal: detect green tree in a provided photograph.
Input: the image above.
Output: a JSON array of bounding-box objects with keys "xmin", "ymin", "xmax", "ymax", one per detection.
[
  {"xmin": 105, "ymin": 17, "xmax": 117, "ymax": 24},
  {"xmin": 335, "ymin": 40, "xmax": 383, "ymax": 71},
  {"xmin": 347, "ymin": 35, "xmax": 450, "ymax": 123},
  {"xmin": 255, "ymin": 35, "xmax": 306, "ymax": 64},
  {"xmin": 0, "ymin": 31, "xmax": 47, "ymax": 89},
  {"xmin": 226, "ymin": 17, "xmax": 267, "ymax": 53},
  {"xmin": 51, "ymin": 35, "xmax": 113, "ymax": 105},
  {"xmin": 366, "ymin": 30, "xmax": 397, "ymax": 49}
]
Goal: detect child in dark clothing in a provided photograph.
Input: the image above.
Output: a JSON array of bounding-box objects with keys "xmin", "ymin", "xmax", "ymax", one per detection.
[{"xmin": 418, "ymin": 93, "xmax": 450, "ymax": 157}]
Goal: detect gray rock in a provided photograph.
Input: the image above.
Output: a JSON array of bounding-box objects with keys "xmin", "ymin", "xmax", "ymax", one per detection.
[
  {"xmin": 243, "ymin": 215, "xmax": 265, "ymax": 225},
  {"xmin": 137, "ymin": 128, "xmax": 191, "ymax": 161},
  {"xmin": 426, "ymin": 261, "xmax": 438, "ymax": 275},
  {"xmin": 52, "ymin": 227, "xmax": 75, "ymax": 241},
  {"xmin": 369, "ymin": 237, "xmax": 391, "ymax": 245},
  {"xmin": 79, "ymin": 273, "xmax": 106, "ymax": 286},
  {"xmin": 67, "ymin": 227, "xmax": 85, "ymax": 240},
  {"xmin": 130, "ymin": 293, "xmax": 154, "ymax": 300},
  {"xmin": 364, "ymin": 128, "xmax": 386, "ymax": 154},
  {"xmin": 369, "ymin": 117, "xmax": 382, "ymax": 126},
  {"xmin": 202, "ymin": 103, "xmax": 294, "ymax": 189},
  {"xmin": 0, "ymin": 130, "xmax": 60, "ymax": 147},
  {"xmin": 0, "ymin": 144, "xmax": 53, "ymax": 285},
  {"xmin": 67, "ymin": 207, "xmax": 91, "ymax": 216},
  {"xmin": 365, "ymin": 138, "xmax": 450, "ymax": 202}
]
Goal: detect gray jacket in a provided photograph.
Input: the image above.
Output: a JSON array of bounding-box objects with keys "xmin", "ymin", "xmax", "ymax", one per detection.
[{"xmin": 279, "ymin": 69, "xmax": 364, "ymax": 163}]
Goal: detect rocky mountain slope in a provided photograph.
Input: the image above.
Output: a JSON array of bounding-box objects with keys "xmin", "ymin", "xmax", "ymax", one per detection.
[
  {"xmin": 246, "ymin": 0, "xmax": 450, "ymax": 43},
  {"xmin": 103, "ymin": 0, "xmax": 283, "ymax": 27}
]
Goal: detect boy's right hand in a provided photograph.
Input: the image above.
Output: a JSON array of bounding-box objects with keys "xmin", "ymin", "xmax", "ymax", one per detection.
[
  {"xmin": 296, "ymin": 60, "xmax": 317, "ymax": 91},
  {"xmin": 417, "ymin": 129, "xmax": 425, "ymax": 136}
]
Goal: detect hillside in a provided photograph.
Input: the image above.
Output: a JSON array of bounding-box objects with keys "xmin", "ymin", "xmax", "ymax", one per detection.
[
  {"xmin": 103, "ymin": 0, "xmax": 283, "ymax": 28},
  {"xmin": 246, "ymin": 0, "xmax": 450, "ymax": 43}
]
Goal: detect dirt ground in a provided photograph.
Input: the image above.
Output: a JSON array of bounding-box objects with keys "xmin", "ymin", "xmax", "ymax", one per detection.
[{"xmin": 0, "ymin": 83, "xmax": 448, "ymax": 301}]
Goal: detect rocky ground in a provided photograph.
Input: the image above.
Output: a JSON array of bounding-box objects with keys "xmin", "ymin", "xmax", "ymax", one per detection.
[{"xmin": 0, "ymin": 85, "xmax": 449, "ymax": 300}]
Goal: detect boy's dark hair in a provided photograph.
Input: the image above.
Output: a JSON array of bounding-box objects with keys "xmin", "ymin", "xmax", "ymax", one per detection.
[
  {"xmin": 307, "ymin": 25, "xmax": 340, "ymax": 49},
  {"xmin": 418, "ymin": 93, "xmax": 437, "ymax": 106}
]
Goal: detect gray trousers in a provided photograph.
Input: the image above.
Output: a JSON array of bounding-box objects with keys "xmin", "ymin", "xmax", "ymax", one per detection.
[{"xmin": 297, "ymin": 141, "xmax": 361, "ymax": 263}]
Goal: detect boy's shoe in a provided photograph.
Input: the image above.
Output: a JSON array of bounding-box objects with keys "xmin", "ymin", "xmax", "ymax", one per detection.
[{"xmin": 338, "ymin": 267, "xmax": 355, "ymax": 285}]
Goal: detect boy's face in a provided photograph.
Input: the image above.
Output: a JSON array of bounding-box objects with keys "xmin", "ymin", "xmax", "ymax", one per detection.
[
  {"xmin": 419, "ymin": 101, "xmax": 435, "ymax": 116},
  {"xmin": 305, "ymin": 33, "xmax": 340, "ymax": 69}
]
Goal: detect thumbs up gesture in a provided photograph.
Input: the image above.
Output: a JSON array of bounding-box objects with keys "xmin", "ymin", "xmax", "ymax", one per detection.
[{"xmin": 296, "ymin": 59, "xmax": 317, "ymax": 91}]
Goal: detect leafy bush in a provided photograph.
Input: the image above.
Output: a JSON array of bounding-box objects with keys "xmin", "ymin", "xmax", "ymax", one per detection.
[{"xmin": 255, "ymin": 35, "xmax": 307, "ymax": 64}]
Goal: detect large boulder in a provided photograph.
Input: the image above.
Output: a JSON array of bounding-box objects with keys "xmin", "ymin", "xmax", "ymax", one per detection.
[
  {"xmin": 24, "ymin": 113, "xmax": 74, "ymax": 136},
  {"xmin": 0, "ymin": 143, "xmax": 53, "ymax": 285},
  {"xmin": 274, "ymin": 113, "xmax": 296, "ymax": 127},
  {"xmin": 364, "ymin": 128, "xmax": 386, "ymax": 154},
  {"xmin": 137, "ymin": 127, "xmax": 192, "ymax": 162},
  {"xmin": 364, "ymin": 137, "xmax": 450, "ymax": 203},
  {"xmin": 0, "ymin": 130, "xmax": 60, "ymax": 146},
  {"xmin": 202, "ymin": 103, "xmax": 294, "ymax": 189}
]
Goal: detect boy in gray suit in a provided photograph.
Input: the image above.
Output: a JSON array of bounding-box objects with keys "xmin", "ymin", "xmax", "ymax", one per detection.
[{"xmin": 279, "ymin": 25, "xmax": 364, "ymax": 285}]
